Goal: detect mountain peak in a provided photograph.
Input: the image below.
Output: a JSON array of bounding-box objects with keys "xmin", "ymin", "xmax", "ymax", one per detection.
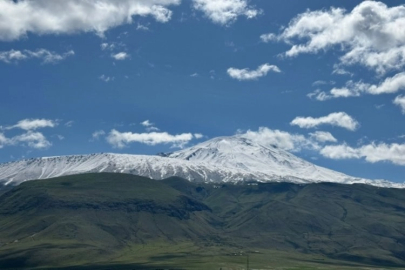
[{"xmin": 168, "ymin": 135, "xmax": 347, "ymax": 181}]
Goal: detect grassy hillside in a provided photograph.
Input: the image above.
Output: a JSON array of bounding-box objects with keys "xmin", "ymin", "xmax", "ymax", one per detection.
[{"xmin": 1, "ymin": 173, "xmax": 405, "ymax": 269}]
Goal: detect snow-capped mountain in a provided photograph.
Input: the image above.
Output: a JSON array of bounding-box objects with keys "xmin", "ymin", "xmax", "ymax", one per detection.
[{"xmin": 0, "ymin": 135, "xmax": 403, "ymax": 188}]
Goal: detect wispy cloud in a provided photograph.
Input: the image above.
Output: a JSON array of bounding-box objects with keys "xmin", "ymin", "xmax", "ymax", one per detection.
[
  {"xmin": 260, "ymin": 33, "xmax": 276, "ymax": 43},
  {"xmin": 5, "ymin": 119, "xmax": 58, "ymax": 131},
  {"xmin": 309, "ymin": 131, "xmax": 337, "ymax": 143},
  {"xmin": 192, "ymin": 0, "xmax": 261, "ymax": 25},
  {"xmin": 291, "ymin": 112, "xmax": 359, "ymax": 131},
  {"xmin": 141, "ymin": 120, "xmax": 153, "ymax": 127},
  {"xmin": 106, "ymin": 129, "xmax": 201, "ymax": 148},
  {"xmin": 92, "ymin": 130, "xmax": 106, "ymax": 141},
  {"xmin": 101, "ymin": 43, "xmax": 114, "ymax": 51},
  {"xmin": 136, "ymin": 23, "xmax": 150, "ymax": 31},
  {"xmin": 141, "ymin": 120, "xmax": 160, "ymax": 132},
  {"xmin": 99, "ymin": 75, "xmax": 114, "ymax": 82},
  {"xmin": 0, "ymin": 49, "xmax": 74, "ymax": 64},
  {"xmin": 64, "ymin": 121, "xmax": 74, "ymax": 128},
  {"xmin": 0, "ymin": 133, "xmax": 9, "ymax": 149},
  {"xmin": 227, "ymin": 63, "xmax": 280, "ymax": 81},
  {"xmin": 111, "ymin": 52, "xmax": 130, "ymax": 61},
  {"xmin": 308, "ymin": 72, "xmax": 405, "ymax": 101}
]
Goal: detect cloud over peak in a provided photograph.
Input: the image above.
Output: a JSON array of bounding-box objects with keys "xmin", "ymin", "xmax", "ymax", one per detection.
[{"xmin": 239, "ymin": 127, "xmax": 319, "ymax": 152}]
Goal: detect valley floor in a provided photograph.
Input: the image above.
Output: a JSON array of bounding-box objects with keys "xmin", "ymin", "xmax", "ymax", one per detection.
[{"xmin": 1, "ymin": 241, "xmax": 404, "ymax": 270}]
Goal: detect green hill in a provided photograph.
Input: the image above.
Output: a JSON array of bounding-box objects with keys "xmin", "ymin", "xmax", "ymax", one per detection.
[{"xmin": 1, "ymin": 173, "xmax": 405, "ymax": 269}]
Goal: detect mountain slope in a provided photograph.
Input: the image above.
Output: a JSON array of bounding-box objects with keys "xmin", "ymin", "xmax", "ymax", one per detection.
[
  {"xmin": 0, "ymin": 173, "xmax": 217, "ymax": 268},
  {"xmin": 169, "ymin": 136, "xmax": 352, "ymax": 183},
  {"xmin": 0, "ymin": 136, "xmax": 403, "ymax": 188},
  {"xmin": 2, "ymin": 173, "xmax": 405, "ymax": 269}
]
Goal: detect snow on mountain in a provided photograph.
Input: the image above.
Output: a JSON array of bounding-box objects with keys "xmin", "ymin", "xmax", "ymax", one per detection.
[
  {"xmin": 0, "ymin": 135, "xmax": 404, "ymax": 188},
  {"xmin": 168, "ymin": 136, "xmax": 405, "ymax": 188}
]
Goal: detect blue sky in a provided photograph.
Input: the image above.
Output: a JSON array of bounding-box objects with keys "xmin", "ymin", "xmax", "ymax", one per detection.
[{"xmin": 1, "ymin": 0, "xmax": 405, "ymax": 183}]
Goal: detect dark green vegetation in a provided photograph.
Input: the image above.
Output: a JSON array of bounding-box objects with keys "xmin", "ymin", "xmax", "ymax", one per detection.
[{"xmin": 1, "ymin": 173, "xmax": 405, "ymax": 269}]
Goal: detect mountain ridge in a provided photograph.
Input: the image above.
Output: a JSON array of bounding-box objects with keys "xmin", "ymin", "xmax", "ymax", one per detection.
[{"xmin": 0, "ymin": 135, "xmax": 404, "ymax": 188}]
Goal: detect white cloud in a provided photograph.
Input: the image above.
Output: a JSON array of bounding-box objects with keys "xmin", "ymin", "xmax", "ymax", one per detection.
[
  {"xmin": 291, "ymin": 112, "xmax": 359, "ymax": 131},
  {"xmin": 320, "ymin": 142, "xmax": 405, "ymax": 166},
  {"xmin": 6, "ymin": 119, "xmax": 57, "ymax": 131},
  {"xmin": 0, "ymin": 49, "xmax": 74, "ymax": 64},
  {"xmin": 320, "ymin": 144, "xmax": 361, "ymax": 160},
  {"xmin": 0, "ymin": 0, "xmax": 180, "ymax": 41},
  {"xmin": 101, "ymin": 43, "xmax": 108, "ymax": 50},
  {"xmin": 0, "ymin": 119, "xmax": 57, "ymax": 150},
  {"xmin": 312, "ymin": 80, "xmax": 327, "ymax": 86},
  {"xmin": 10, "ymin": 131, "xmax": 51, "ymax": 149},
  {"xmin": 309, "ymin": 131, "xmax": 337, "ymax": 143},
  {"xmin": 136, "ymin": 23, "xmax": 149, "ymax": 31},
  {"xmin": 106, "ymin": 129, "xmax": 198, "ymax": 148},
  {"xmin": 140, "ymin": 120, "xmax": 160, "ymax": 132},
  {"xmin": 332, "ymin": 65, "xmax": 353, "ymax": 76},
  {"xmin": 190, "ymin": 73, "xmax": 199, "ymax": 77},
  {"xmin": 146, "ymin": 126, "xmax": 160, "ymax": 132},
  {"xmin": 310, "ymin": 72, "xmax": 405, "ymax": 100},
  {"xmin": 312, "ymin": 80, "xmax": 335, "ymax": 87},
  {"xmin": 307, "ymin": 89, "xmax": 330, "ymax": 101},
  {"xmin": 92, "ymin": 130, "xmax": 106, "ymax": 141},
  {"xmin": 367, "ymin": 73, "xmax": 405, "ymax": 94},
  {"xmin": 100, "ymin": 43, "xmax": 114, "ymax": 51},
  {"xmin": 111, "ymin": 52, "xmax": 129, "ymax": 61},
  {"xmin": 227, "ymin": 63, "xmax": 281, "ymax": 81},
  {"xmin": 375, "ymin": 104, "xmax": 385, "ymax": 110},
  {"xmin": 260, "ymin": 33, "xmax": 276, "ymax": 43},
  {"xmin": 265, "ymin": 1, "xmax": 405, "ymax": 74},
  {"xmin": 64, "ymin": 121, "xmax": 74, "ymax": 127},
  {"xmin": 240, "ymin": 127, "xmax": 319, "ymax": 152},
  {"xmin": 194, "ymin": 133, "xmax": 204, "ymax": 139},
  {"xmin": 192, "ymin": 0, "xmax": 260, "ymax": 25},
  {"xmin": 0, "ymin": 133, "xmax": 9, "ymax": 148},
  {"xmin": 209, "ymin": 69, "xmax": 216, "ymax": 80},
  {"xmin": 99, "ymin": 75, "xmax": 114, "ymax": 82},
  {"xmin": 394, "ymin": 95, "xmax": 405, "ymax": 114},
  {"xmin": 141, "ymin": 120, "xmax": 153, "ymax": 127}
]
